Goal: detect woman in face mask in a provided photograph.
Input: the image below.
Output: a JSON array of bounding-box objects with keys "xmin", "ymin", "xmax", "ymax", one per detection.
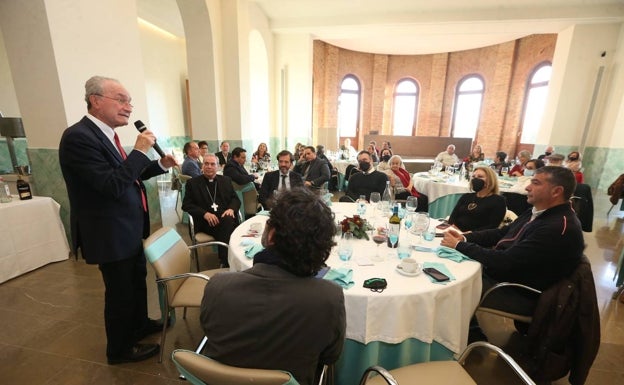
[
  {"xmin": 376, "ymin": 148, "xmax": 393, "ymax": 172},
  {"xmin": 523, "ymin": 159, "xmax": 545, "ymax": 177},
  {"xmin": 447, "ymin": 166, "xmax": 507, "ymax": 232},
  {"xmin": 565, "ymin": 151, "xmax": 584, "ymax": 183},
  {"xmin": 385, "ymin": 155, "xmax": 429, "ymax": 212}
]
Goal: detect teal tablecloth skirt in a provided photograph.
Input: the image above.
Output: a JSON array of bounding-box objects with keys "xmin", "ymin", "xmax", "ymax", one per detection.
[
  {"xmin": 427, "ymin": 193, "xmax": 464, "ymax": 219},
  {"xmin": 335, "ymin": 338, "xmax": 455, "ymax": 385}
]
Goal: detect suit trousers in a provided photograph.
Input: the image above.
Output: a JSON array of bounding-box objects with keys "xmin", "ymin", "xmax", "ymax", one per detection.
[
  {"xmin": 99, "ymin": 253, "xmax": 149, "ymax": 357},
  {"xmin": 197, "ymin": 215, "xmax": 238, "ymax": 267}
]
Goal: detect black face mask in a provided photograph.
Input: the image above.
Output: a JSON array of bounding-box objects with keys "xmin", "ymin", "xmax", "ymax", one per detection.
[
  {"xmin": 568, "ymin": 155, "xmax": 578, "ymax": 161},
  {"xmin": 544, "ymin": 151, "xmax": 552, "ymax": 156},
  {"xmin": 381, "ymin": 155, "xmax": 391, "ymax": 162},
  {"xmin": 359, "ymin": 161, "xmax": 371, "ymax": 172},
  {"xmin": 471, "ymin": 178, "xmax": 485, "ymax": 192}
]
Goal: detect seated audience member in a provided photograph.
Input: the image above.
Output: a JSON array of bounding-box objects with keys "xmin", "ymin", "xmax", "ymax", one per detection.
[
  {"xmin": 198, "ymin": 140, "xmax": 210, "ymax": 163},
  {"xmin": 182, "ymin": 154, "xmax": 240, "ymax": 267},
  {"xmin": 340, "ymin": 138, "xmax": 357, "ymax": 159},
  {"xmin": 565, "ymin": 151, "xmax": 584, "ymax": 183},
  {"xmin": 369, "ymin": 141, "xmax": 380, "ymax": 157},
  {"xmin": 377, "ymin": 148, "xmax": 393, "ymax": 172},
  {"xmin": 441, "ymin": 167, "xmax": 584, "ymax": 338},
  {"xmin": 342, "ymin": 151, "xmax": 388, "ymax": 201},
  {"xmin": 317, "ymin": 145, "xmax": 339, "ymax": 191},
  {"xmin": 509, "ymin": 150, "xmax": 532, "ymax": 176},
  {"xmin": 301, "ymin": 146, "xmax": 331, "ymax": 189},
  {"xmin": 435, "ymin": 144, "xmax": 460, "ymax": 167},
  {"xmin": 258, "ymin": 150, "xmax": 304, "ymax": 209},
  {"xmin": 448, "ymin": 166, "xmax": 506, "ymax": 231},
  {"xmin": 465, "ymin": 144, "xmax": 485, "ymax": 163},
  {"xmin": 381, "ymin": 141, "xmax": 391, "ymax": 151},
  {"xmin": 524, "ymin": 158, "xmax": 545, "ymax": 176},
  {"xmin": 537, "ymin": 145, "xmax": 555, "ymax": 160},
  {"xmin": 491, "ymin": 151, "xmax": 510, "ymax": 176},
  {"xmin": 293, "ymin": 144, "xmax": 307, "ymax": 175},
  {"xmin": 215, "ymin": 141, "xmax": 231, "ymax": 166},
  {"xmin": 181, "ymin": 141, "xmax": 202, "ymax": 177},
  {"xmin": 223, "ymin": 147, "xmax": 259, "ymax": 186},
  {"xmin": 546, "ymin": 153, "xmax": 565, "ymax": 167},
  {"xmin": 200, "ymin": 189, "xmax": 346, "ymax": 385},
  {"xmin": 367, "ymin": 144, "xmax": 380, "ymax": 163},
  {"xmin": 251, "ymin": 142, "xmax": 271, "ymax": 170},
  {"xmin": 385, "ymin": 155, "xmax": 429, "ymax": 212}
]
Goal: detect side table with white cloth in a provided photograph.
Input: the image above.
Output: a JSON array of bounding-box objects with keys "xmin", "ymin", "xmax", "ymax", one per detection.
[
  {"xmin": 0, "ymin": 196, "xmax": 70, "ymax": 284},
  {"xmin": 412, "ymin": 172, "xmax": 528, "ymax": 219},
  {"xmin": 331, "ymin": 159, "xmax": 358, "ymax": 191},
  {"xmin": 228, "ymin": 202, "xmax": 482, "ymax": 385}
]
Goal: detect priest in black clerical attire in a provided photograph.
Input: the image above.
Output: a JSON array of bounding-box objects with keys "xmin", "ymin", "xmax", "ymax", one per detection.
[{"xmin": 183, "ymin": 154, "xmax": 240, "ymax": 267}]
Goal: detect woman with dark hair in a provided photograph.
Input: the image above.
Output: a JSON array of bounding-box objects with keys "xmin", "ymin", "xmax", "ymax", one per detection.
[
  {"xmin": 377, "ymin": 148, "xmax": 393, "ymax": 172},
  {"xmin": 252, "ymin": 142, "xmax": 271, "ymax": 170},
  {"xmin": 565, "ymin": 151, "xmax": 584, "ymax": 183},
  {"xmin": 491, "ymin": 151, "xmax": 509, "ymax": 176}
]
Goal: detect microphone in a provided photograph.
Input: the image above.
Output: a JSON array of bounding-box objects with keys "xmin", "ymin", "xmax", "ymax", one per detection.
[{"xmin": 134, "ymin": 120, "xmax": 165, "ymax": 158}]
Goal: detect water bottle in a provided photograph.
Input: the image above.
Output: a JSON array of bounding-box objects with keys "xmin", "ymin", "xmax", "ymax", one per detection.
[
  {"xmin": 381, "ymin": 180, "xmax": 392, "ymax": 215},
  {"xmin": 0, "ymin": 177, "xmax": 12, "ymax": 203},
  {"xmin": 357, "ymin": 194, "xmax": 367, "ymax": 216}
]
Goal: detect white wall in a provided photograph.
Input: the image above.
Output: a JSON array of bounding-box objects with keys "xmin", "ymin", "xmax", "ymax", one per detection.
[{"xmin": 0, "ymin": 28, "xmax": 20, "ymax": 117}]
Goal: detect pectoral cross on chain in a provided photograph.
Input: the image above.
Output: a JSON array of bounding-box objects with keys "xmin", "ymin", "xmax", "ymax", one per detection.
[{"xmin": 211, "ymin": 202, "xmax": 219, "ymax": 211}]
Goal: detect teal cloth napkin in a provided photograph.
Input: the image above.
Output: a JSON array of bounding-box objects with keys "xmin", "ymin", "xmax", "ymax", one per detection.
[
  {"xmin": 322, "ymin": 193, "xmax": 333, "ymax": 206},
  {"xmin": 244, "ymin": 243, "xmax": 264, "ymax": 258},
  {"xmin": 422, "ymin": 262, "xmax": 455, "ymax": 285},
  {"xmin": 436, "ymin": 246, "xmax": 472, "ymax": 262},
  {"xmin": 240, "ymin": 238, "xmax": 255, "ymax": 247},
  {"xmin": 257, "ymin": 210, "xmax": 270, "ymax": 216},
  {"xmin": 323, "ymin": 268, "xmax": 354, "ymax": 289}
]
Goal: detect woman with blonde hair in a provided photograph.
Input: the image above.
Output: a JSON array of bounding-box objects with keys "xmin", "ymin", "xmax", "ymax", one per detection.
[
  {"xmin": 386, "ymin": 155, "xmax": 428, "ymax": 212},
  {"xmin": 448, "ymin": 166, "xmax": 506, "ymax": 231}
]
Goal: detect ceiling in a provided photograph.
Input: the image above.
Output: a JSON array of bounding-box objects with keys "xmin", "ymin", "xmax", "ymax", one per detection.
[{"xmin": 139, "ymin": 0, "xmax": 624, "ymax": 55}]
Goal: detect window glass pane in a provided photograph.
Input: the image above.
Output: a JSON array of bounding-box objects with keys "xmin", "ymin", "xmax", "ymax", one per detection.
[
  {"xmin": 396, "ymin": 80, "xmax": 416, "ymax": 93},
  {"xmin": 342, "ymin": 77, "xmax": 359, "ymax": 91},
  {"xmin": 532, "ymin": 66, "xmax": 552, "ymax": 84},
  {"xmin": 459, "ymin": 78, "xmax": 484, "ymax": 92},
  {"xmin": 338, "ymin": 92, "xmax": 359, "ymax": 137},
  {"xmin": 393, "ymin": 94, "xmax": 416, "ymax": 135},
  {"xmin": 521, "ymin": 64, "xmax": 551, "ymax": 143},
  {"xmin": 453, "ymin": 93, "xmax": 482, "ymax": 138}
]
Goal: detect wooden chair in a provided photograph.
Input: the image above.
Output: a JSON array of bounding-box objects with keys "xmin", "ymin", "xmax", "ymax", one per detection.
[{"xmin": 143, "ymin": 226, "xmax": 228, "ymax": 362}]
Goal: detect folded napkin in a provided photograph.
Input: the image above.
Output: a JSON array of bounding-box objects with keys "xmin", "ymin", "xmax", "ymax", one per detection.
[
  {"xmin": 244, "ymin": 243, "xmax": 265, "ymax": 259},
  {"xmin": 323, "ymin": 268, "xmax": 354, "ymax": 289},
  {"xmin": 256, "ymin": 210, "xmax": 270, "ymax": 216},
  {"xmin": 322, "ymin": 193, "xmax": 333, "ymax": 206},
  {"xmin": 422, "ymin": 262, "xmax": 455, "ymax": 285},
  {"xmin": 413, "ymin": 245, "xmax": 439, "ymax": 253},
  {"xmin": 240, "ymin": 238, "xmax": 255, "ymax": 247},
  {"xmin": 436, "ymin": 246, "xmax": 472, "ymax": 263}
]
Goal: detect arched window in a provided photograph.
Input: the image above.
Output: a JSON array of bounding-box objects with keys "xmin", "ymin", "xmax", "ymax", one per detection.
[
  {"xmin": 337, "ymin": 75, "xmax": 361, "ymax": 138},
  {"xmin": 520, "ymin": 63, "xmax": 552, "ymax": 143},
  {"xmin": 392, "ymin": 79, "xmax": 419, "ymax": 136},
  {"xmin": 451, "ymin": 75, "xmax": 484, "ymax": 138}
]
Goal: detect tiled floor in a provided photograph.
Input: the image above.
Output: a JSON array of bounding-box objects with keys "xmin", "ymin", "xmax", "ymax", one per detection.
[{"xmin": 0, "ymin": 185, "xmax": 623, "ymax": 384}]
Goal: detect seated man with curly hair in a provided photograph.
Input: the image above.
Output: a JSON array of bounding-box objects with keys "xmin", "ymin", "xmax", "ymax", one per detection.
[{"xmin": 199, "ymin": 188, "xmax": 346, "ymax": 385}]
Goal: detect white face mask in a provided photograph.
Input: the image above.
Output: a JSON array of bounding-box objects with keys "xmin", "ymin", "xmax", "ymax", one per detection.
[{"xmin": 524, "ymin": 169, "xmax": 535, "ymax": 177}]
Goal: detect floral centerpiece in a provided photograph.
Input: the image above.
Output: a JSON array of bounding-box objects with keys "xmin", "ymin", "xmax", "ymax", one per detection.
[{"xmin": 340, "ymin": 215, "xmax": 373, "ymax": 240}]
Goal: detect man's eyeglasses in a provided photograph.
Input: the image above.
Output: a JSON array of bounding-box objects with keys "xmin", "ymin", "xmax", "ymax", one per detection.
[{"xmin": 94, "ymin": 94, "xmax": 133, "ymax": 107}]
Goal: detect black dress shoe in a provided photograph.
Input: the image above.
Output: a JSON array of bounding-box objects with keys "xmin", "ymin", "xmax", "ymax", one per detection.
[
  {"xmin": 135, "ymin": 318, "xmax": 170, "ymax": 341},
  {"xmin": 108, "ymin": 343, "xmax": 160, "ymax": 365}
]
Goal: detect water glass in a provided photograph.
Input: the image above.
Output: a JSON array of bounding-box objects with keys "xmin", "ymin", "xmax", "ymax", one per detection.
[
  {"xmin": 370, "ymin": 192, "xmax": 381, "ymax": 214},
  {"xmin": 357, "ymin": 194, "xmax": 367, "ymax": 216},
  {"xmin": 338, "ymin": 232, "xmax": 354, "ymax": 263},
  {"xmin": 397, "ymin": 244, "xmax": 411, "ymax": 259},
  {"xmin": 406, "ymin": 196, "xmax": 418, "ymax": 213},
  {"xmin": 423, "ymin": 227, "xmax": 436, "ymax": 242}
]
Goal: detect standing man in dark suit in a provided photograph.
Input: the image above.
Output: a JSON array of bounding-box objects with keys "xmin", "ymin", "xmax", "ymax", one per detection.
[
  {"xmin": 258, "ymin": 150, "xmax": 304, "ymax": 209},
  {"xmin": 215, "ymin": 141, "xmax": 231, "ymax": 166},
  {"xmin": 183, "ymin": 154, "xmax": 240, "ymax": 267},
  {"xmin": 301, "ymin": 146, "xmax": 330, "ymax": 189},
  {"xmin": 223, "ymin": 147, "xmax": 259, "ymax": 186},
  {"xmin": 59, "ymin": 76, "xmax": 177, "ymax": 364}
]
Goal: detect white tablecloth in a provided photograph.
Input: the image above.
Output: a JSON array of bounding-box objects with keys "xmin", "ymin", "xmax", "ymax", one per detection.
[
  {"xmin": 0, "ymin": 196, "xmax": 70, "ymax": 283},
  {"xmin": 331, "ymin": 159, "xmax": 358, "ymax": 175},
  {"xmin": 228, "ymin": 202, "xmax": 482, "ymax": 354}
]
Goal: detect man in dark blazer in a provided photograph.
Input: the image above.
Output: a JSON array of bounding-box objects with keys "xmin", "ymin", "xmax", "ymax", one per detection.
[
  {"xmin": 301, "ymin": 146, "xmax": 330, "ymax": 189},
  {"xmin": 183, "ymin": 154, "xmax": 240, "ymax": 266},
  {"xmin": 223, "ymin": 147, "xmax": 259, "ymax": 187},
  {"xmin": 258, "ymin": 150, "xmax": 304, "ymax": 209},
  {"xmin": 215, "ymin": 141, "xmax": 231, "ymax": 166},
  {"xmin": 59, "ymin": 76, "xmax": 177, "ymax": 364}
]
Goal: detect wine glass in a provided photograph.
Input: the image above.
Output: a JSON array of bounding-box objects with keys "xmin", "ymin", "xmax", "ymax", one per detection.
[
  {"xmin": 406, "ymin": 196, "xmax": 418, "ymax": 213},
  {"xmin": 371, "ymin": 222, "xmax": 387, "ymax": 262},
  {"xmin": 388, "ymin": 227, "xmax": 399, "ymax": 249},
  {"xmin": 370, "ymin": 192, "xmax": 381, "ymax": 215},
  {"xmin": 412, "ymin": 213, "xmax": 430, "ymax": 244},
  {"xmin": 337, "ymin": 232, "xmax": 354, "ymax": 266},
  {"xmin": 501, "ymin": 166, "xmax": 509, "ymax": 177}
]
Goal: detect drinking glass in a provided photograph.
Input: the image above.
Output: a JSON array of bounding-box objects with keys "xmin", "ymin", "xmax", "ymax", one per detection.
[
  {"xmin": 412, "ymin": 213, "xmax": 430, "ymax": 243},
  {"xmin": 388, "ymin": 227, "xmax": 399, "ymax": 249},
  {"xmin": 338, "ymin": 232, "xmax": 354, "ymax": 265},
  {"xmin": 501, "ymin": 166, "xmax": 509, "ymax": 177},
  {"xmin": 357, "ymin": 194, "xmax": 367, "ymax": 216},
  {"xmin": 371, "ymin": 222, "xmax": 387, "ymax": 262},
  {"xmin": 406, "ymin": 196, "xmax": 418, "ymax": 213},
  {"xmin": 404, "ymin": 214, "xmax": 413, "ymax": 231},
  {"xmin": 369, "ymin": 192, "xmax": 381, "ymax": 215}
]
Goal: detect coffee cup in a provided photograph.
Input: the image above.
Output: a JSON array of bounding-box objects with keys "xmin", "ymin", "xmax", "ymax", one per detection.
[{"xmin": 399, "ymin": 258, "xmax": 420, "ymax": 273}]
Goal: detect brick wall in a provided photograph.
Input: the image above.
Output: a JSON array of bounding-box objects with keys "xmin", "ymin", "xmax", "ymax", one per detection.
[{"xmin": 312, "ymin": 34, "xmax": 556, "ymax": 160}]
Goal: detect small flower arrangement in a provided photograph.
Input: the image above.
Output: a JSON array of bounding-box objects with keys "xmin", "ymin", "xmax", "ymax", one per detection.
[{"xmin": 340, "ymin": 215, "xmax": 373, "ymax": 240}]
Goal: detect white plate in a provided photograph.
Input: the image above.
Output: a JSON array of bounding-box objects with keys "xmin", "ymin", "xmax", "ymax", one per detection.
[{"xmin": 396, "ymin": 265, "xmax": 422, "ymax": 277}]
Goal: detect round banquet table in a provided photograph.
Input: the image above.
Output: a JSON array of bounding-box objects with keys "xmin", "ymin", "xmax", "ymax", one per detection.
[
  {"xmin": 228, "ymin": 202, "xmax": 482, "ymax": 385},
  {"xmin": 412, "ymin": 172, "xmax": 529, "ymax": 219},
  {"xmin": 330, "ymin": 159, "xmax": 358, "ymax": 191}
]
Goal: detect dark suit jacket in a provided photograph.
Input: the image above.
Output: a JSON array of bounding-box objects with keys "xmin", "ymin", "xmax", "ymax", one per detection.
[
  {"xmin": 215, "ymin": 151, "xmax": 231, "ymax": 166},
  {"xmin": 223, "ymin": 159, "xmax": 255, "ymax": 185},
  {"xmin": 303, "ymin": 158, "xmax": 330, "ymax": 188},
  {"xmin": 258, "ymin": 171, "xmax": 304, "ymax": 207},
  {"xmin": 182, "ymin": 174, "xmax": 241, "ymax": 221},
  {"xmin": 59, "ymin": 116, "xmax": 166, "ymax": 265}
]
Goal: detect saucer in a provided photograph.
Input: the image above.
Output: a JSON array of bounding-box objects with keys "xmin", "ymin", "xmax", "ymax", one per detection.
[{"xmin": 396, "ymin": 265, "xmax": 421, "ymax": 277}]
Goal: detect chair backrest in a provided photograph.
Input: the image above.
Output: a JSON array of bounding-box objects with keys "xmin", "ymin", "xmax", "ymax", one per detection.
[
  {"xmin": 144, "ymin": 227, "xmax": 192, "ymax": 302},
  {"xmin": 172, "ymin": 349, "xmax": 298, "ymax": 385},
  {"xmin": 499, "ymin": 209, "xmax": 518, "ymax": 228},
  {"xmin": 571, "ymin": 183, "xmax": 593, "ymax": 232},
  {"xmin": 232, "ymin": 181, "xmax": 259, "ymax": 220}
]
